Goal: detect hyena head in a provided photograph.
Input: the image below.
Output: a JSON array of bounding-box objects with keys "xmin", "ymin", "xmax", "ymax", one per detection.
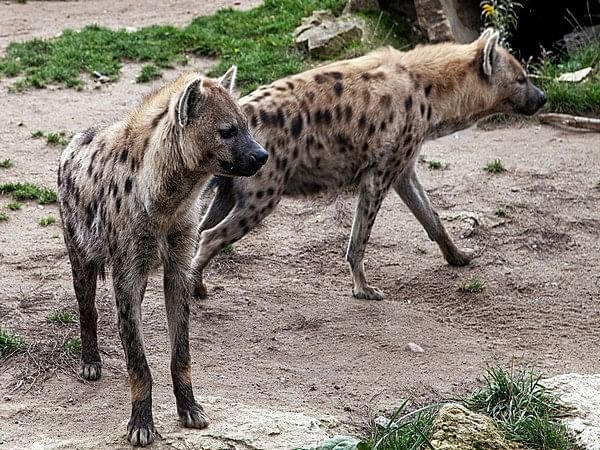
[
  {"xmin": 174, "ymin": 66, "xmax": 268, "ymax": 176},
  {"xmin": 477, "ymin": 29, "xmax": 546, "ymax": 115}
]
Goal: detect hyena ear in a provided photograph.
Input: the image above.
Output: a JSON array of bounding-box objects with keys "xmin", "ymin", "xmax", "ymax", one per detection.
[
  {"xmin": 479, "ymin": 28, "xmax": 495, "ymax": 41},
  {"xmin": 217, "ymin": 65, "xmax": 237, "ymax": 95},
  {"xmin": 482, "ymin": 30, "xmax": 500, "ymax": 77},
  {"xmin": 177, "ymin": 77, "xmax": 205, "ymax": 128}
]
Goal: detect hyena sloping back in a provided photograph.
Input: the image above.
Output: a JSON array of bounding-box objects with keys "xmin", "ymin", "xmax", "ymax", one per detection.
[
  {"xmin": 192, "ymin": 29, "xmax": 545, "ymax": 301},
  {"xmin": 58, "ymin": 66, "xmax": 267, "ymax": 447}
]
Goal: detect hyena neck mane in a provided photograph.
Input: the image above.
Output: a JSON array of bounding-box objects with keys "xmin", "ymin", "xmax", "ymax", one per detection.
[
  {"xmin": 399, "ymin": 42, "xmax": 502, "ymax": 139},
  {"xmin": 130, "ymin": 78, "xmax": 212, "ymax": 218}
]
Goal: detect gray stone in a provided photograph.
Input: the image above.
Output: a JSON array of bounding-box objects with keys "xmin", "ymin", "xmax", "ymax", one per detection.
[
  {"xmin": 406, "ymin": 342, "xmax": 425, "ymax": 353},
  {"xmin": 563, "ymin": 25, "xmax": 600, "ymax": 54},
  {"xmin": 430, "ymin": 403, "xmax": 522, "ymax": 450},
  {"xmin": 294, "ymin": 12, "xmax": 365, "ymax": 58},
  {"xmin": 343, "ymin": 0, "xmax": 380, "ymax": 14},
  {"xmin": 546, "ymin": 373, "xmax": 600, "ymax": 450},
  {"xmin": 29, "ymin": 396, "xmax": 341, "ymax": 449},
  {"xmin": 413, "ymin": 0, "xmax": 480, "ymax": 43}
]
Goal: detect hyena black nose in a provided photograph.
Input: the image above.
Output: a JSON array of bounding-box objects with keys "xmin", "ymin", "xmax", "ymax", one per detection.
[{"xmin": 252, "ymin": 146, "xmax": 268, "ymax": 166}]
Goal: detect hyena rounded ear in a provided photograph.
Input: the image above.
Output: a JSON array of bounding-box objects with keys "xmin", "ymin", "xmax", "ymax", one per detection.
[
  {"xmin": 177, "ymin": 77, "xmax": 205, "ymax": 128},
  {"xmin": 478, "ymin": 28, "xmax": 495, "ymax": 41},
  {"xmin": 482, "ymin": 30, "xmax": 500, "ymax": 77},
  {"xmin": 217, "ymin": 65, "xmax": 237, "ymax": 95}
]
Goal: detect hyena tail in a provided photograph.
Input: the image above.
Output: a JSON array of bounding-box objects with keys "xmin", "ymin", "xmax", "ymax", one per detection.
[{"xmin": 197, "ymin": 176, "xmax": 236, "ymax": 237}]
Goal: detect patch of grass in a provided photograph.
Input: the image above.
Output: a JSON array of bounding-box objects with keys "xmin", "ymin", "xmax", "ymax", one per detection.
[
  {"xmin": 48, "ymin": 309, "xmax": 77, "ymax": 325},
  {"xmin": 0, "ymin": 182, "xmax": 57, "ymax": 204},
  {"xmin": 6, "ymin": 201, "xmax": 22, "ymax": 211},
  {"xmin": 222, "ymin": 243, "xmax": 236, "ymax": 255},
  {"xmin": 0, "ymin": 327, "xmax": 24, "ymax": 356},
  {"xmin": 0, "ymin": 0, "xmax": 419, "ymax": 94},
  {"xmin": 45, "ymin": 131, "xmax": 70, "ymax": 146},
  {"xmin": 484, "ymin": 159, "xmax": 506, "ymax": 173},
  {"xmin": 136, "ymin": 63, "xmax": 162, "ymax": 83},
  {"xmin": 458, "ymin": 277, "xmax": 486, "ymax": 293},
  {"xmin": 0, "ymin": 159, "xmax": 13, "ymax": 169},
  {"xmin": 494, "ymin": 206, "xmax": 507, "ymax": 217},
  {"xmin": 465, "ymin": 366, "xmax": 575, "ymax": 450},
  {"xmin": 64, "ymin": 337, "xmax": 81, "ymax": 358},
  {"xmin": 534, "ymin": 39, "xmax": 600, "ymax": 116},
  {"xmin": 0, "ymin": 212, "xmax": 7, "ymax": 221},
  {"xmin": 39, "ymin": 215, "xmax": 56, "ymax": 226},
  {"xmin": 31, "ymin": 130, "xmax": 45, "ymax": 139},
  {"xmin": 427, "ymin": 159, "xmax": 442, "ymax": 170}
]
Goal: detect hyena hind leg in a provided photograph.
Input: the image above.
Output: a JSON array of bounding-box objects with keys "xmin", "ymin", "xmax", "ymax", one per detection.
[
  {"xmin": 394, "ymin": 168, "xmax": 474, "ymax": 266},
  {"xmin": 68, "ymin": 249, "xmax": 102, "ymax": 381}
]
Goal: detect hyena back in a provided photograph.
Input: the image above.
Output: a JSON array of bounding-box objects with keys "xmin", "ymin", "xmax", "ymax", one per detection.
[
  {"xmin": 58, "ymin": 67, "xmax": 267, "ymax": 446},
  {"xmin": 192, "ymin": 29, "xmax": 545, "ymax": 301}
]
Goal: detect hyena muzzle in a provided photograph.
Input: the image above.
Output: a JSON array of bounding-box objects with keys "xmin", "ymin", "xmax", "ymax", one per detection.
[
  {"xmin": 192, "ymin": 29, "xmax": 545, "ymax": 301},
  {"xmin": 58, "ymin": 66, "xmax": 267, "ymax": 446}
]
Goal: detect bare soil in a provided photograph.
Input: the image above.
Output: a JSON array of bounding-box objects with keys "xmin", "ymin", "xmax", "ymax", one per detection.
[{"xmin": 1, "ymin": 1, "xmax": 599, "ymax": 448}]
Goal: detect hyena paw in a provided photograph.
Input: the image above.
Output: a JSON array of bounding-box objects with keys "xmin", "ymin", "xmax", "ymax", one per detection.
[
  {"xmin": 127, "ymin": 418, "xmax": 156, "ymax": 447},
  {"xmin": 193, "ymin": 282, "xmax": 208, "ymax": 300},
  {"xmin": 353, "ymin": 285, "xmax": 385, "ymax": 301},
  {"xmin": 80, "ymin": 361, "xmax": 102, "ymax": 381},
  {"xmin": 447, "ymin": 248, "xmax": 475, "ymax": 266},
  {"xmin": 179, "ymin": 403, "xmax": 209, "ymax": 429}
]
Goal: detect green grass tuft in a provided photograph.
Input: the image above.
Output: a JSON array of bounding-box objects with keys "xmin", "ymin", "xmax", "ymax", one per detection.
[
  {"xmin": 0, "ymin": 0, "xmax": 420, "ymax": 94},
  {"xmin": 465, "ymin": 366, "xmax": 575, "ymax": 450},
  {"xmin": 31, "ymin": 130, "xmax": 45, "ymax": 139},
  {"xmin": 64, "ymin": 337, "xmax": 81, "ymax": 358},
  {"xmin": 458, "ymin": 277, "xmax": 486, "ymax": 293},
  {"xmin": 222, "ymin": 243, "xmax": 236, "ymax": 255},
  {"xmin": 0, "ymin": 212, "xmax": 7, "ymax": 221},
  {"xmin": 6, "ymin": 201, "xmax": 22, "ymax": 211},
  {"xmin": 0, "ymin": 182, "xmax": 57, "ymax": 204},
  {"xmin": 484, "ymin": 159, "xmax": 506, "ymax": 174},
  {"xmin": 48, "ymin": 309, "xmax": 77, "ymax": 325},
  {"xmin": 494, "ymin": 207, "xmax": 507, "ymax": 217},
  {"xmin": 427, "ymin": 159, "xmax": 442, "ymax": 170},
  {"xmin": 39, "ymin": 215, "xmax": 56, "ymax": 227},
  {"xmin": 0, "ymin": 327, "xmax": 24, "ymax": 356},
  {"xmin": 0, "ymin": 159, "xmax": 13, "ymax": 169},
  {"xmin": 45, "ymin": 131, "xmax": 70, "ymax": 146},
  {"xmin": 136, "ymin": 63, "xmax": 163, "ymax": 83}
]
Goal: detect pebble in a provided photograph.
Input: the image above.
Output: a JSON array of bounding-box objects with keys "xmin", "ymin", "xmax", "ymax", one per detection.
[{"xmin": 406, "ymin": 342, "xmax": 424, "ymax": 353}]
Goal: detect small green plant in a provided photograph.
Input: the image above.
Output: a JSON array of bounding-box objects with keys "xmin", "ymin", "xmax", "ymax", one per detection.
[
  {"xmin": 136, "ymin": 63, "xmax": 162, "ymax": 83},
  {"xmin": 45, "ymin": 131, "xmax": 70, "ymax": 146},
  {"xmin": 0, "ymin": 212, "xmax": 7, "ymax": 221},
  {"xmin": 6, "ymin": 201, "xmax": 22, "ymax": 211},
  {"xmin": 48, "ymin": 309, "xmax": 77, "ymax": 325},
  {"xmin": 494, "ymin": 206, "xmax": 507, "ymax": 217},
  {"xmin": 0, "ymin": 327, "xmax": 23, "ymax": 356},
  {"xmin": 465, "ymin": 366, "xmax": 575, "ymax": 450},
  {"xmin": 0, "ymin": 159, "xmax": 12, "ymax": 168},
  {"xmin": 480, "ymin": 0, "xmax": 522, "ymax": 50},
  {"xmin": 39, "ymin": 215, "xmax": 56, "ymax": 226},
  {"xmin": 459, "ymin": 277, "xmax": 486, "ymax": 293},
  {"xmin": 64, "ymin": 337, "xmax": 81, "ymax": 358},
  {"xmin": 0, "ymin": 182, "xmax": 57, "ymax": 204},
  {"xmin": 31, "ymin": 130, "xmax": 44, "ymax": 139},
  {"xmin": 222, "ymin": 243, "xmax": 236, "ymax": 255},
  {"xmin": 484, "ymin": 159, "xmax": 506, "ymax": 173},
  {"xmin": 427, "ymin": 159, "xmax": 442, "ymax": 170}
]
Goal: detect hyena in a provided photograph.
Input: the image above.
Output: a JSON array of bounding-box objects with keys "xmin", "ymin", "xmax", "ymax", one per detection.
[
  {"xmin": 192, "ymin": 29, "xmax": 545, "ymax": 300},
  {"xmin": 58, "ymin": 66, "xmax": 267, "ymax": 446}
]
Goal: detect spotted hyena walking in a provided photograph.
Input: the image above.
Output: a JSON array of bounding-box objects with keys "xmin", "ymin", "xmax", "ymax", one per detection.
[
  {"xmin": 192, "ymin": 30, "xmax": 545, "ymax": 300},
  {"xmin": 58, "ymin": 67, "xmax": 267, "ymax": 446}
]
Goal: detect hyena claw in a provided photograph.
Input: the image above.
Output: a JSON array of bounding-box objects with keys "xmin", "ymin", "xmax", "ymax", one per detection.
[
  {"xmin": 127, "ymin": 420, "xmax": 156, "ymax": 447},
  {"xmin": 446, "ymin": 248, "xmax": 475, "ymax": 267},
  {"xmin": 179, "ymin": 403, "xmax": 209, "ymax": 429},
  {"xmin": 80, "ymin": 361, "xmax": 102, "ymax": 381},
  {"xmin": 353, "ymin": 285, "xmax": 385, "ymax": 301}
]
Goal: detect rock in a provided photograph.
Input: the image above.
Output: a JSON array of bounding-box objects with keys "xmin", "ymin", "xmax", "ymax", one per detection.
[
  {"xmin": 343, "ymin": 0, "xmax": 380, "ymax": 14},
  {"xmin": 294, "ymin": 11, "xmax": 365, "ymax": 58},
  {"xmin": 413, "ymin": 0, "xmax": 480, "ymax": 43},
  {"xmin": 28, "ymin": 396, "xmax": 341, "ymax": 449},
  {"xmin": 545, "ymin": 373, "xmax": 600, "ymax": 450},
  {"xmin": 563, "ymin": 25, "xmax": 600, "ymax": 54},
  {"xmin": 557, "ymin": 67, "xmax": 592, "ymax": 83},
  {"xmin": 430, "ymin": 403, "xmax": 522, "ymax": 450},
  {"xmin": 406, "ymin": 342, "xmax": 424, "ymax": 353}
]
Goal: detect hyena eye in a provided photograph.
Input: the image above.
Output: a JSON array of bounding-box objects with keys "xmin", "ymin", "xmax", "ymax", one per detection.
[
  {"xmin": 218, "ymin": 127, "xmax": 238, "ymax": 139},
  {"xmin": 516, "ymin": 74, "xmax": 527, "ymax": 84}
]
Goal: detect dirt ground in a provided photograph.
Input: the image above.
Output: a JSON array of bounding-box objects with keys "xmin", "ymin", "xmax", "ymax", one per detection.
[{"xmin": 1, "ymin": 1, "xmax": 599, "ymax": 448}]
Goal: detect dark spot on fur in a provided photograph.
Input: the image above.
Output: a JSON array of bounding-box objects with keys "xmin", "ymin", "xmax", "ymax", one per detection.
[
  {"xmin": 328, "ymin": 71, "xmax": 343, "ymax": 80},
  {"xmin": 239, "ymin": 218, "xmax": 247, "ymax": 229},
  {"xmin": 361, "ymin": 73, "xmax": 371, "ymax": 81},
  {"xmin": 292, "ymin": 147, "xmax": 299, "ymax": 159},
  {"xmin": 420, "ymin": 103, "xmax": 426, "ymax": 116},
  {"xmin": 120, "ymin": 148, "xmax": 129, "ymax": 163},
  {"xmin": 115, "ymin": 197, "xmax": 121, "ymax": 213},
  {"xmin": 381, "ymin": 94, "xmax": 392, "ymax": 107},
  {"xmin": 306, "ymin": 91, "xmax": 315, "ymax": 102},
  {"xmin": 266, "ymin": 188, "xmax": 275, "ymax": 196},
  {"xmin": 403, "ymin": 133, "xmax": 413, "ymax": 147},
  {"xmin": 286, "ymin": 81, "xmax": 295, "ymax": 90},
  {"xmin": 256, "ymin": 190, "xmax": 264, "ymax": 199},
  {"xmin": 290, "ymin": 114, "xmax": 303, "ymax": 138},
  {"xmin": 250, "ymin": 115, "xmax": 258, "ymax": 128},
  {"xmin": 368, "ymin": 124, "xmax": 376, "ymax": 136},
  {"xmin": 314, "ymin": 74, "xmax": 326, "ymax": 84},
  {"xmin": 276, "ymin": 108, "xmax": 285, "ymax": 128},
  {"xmin": 151, "ymin": 107, "xmax": 169, "ymax": 128},
  {"xmin": 259, "ymin": 110, "xmax": 271, "ymax": 125},
  {"xmin": 380, "ymin": 121, "xmax": 387, "ymax": 131},
  {"xmin": 345, "ymin": 105, "xmax": 353, "ymax": 122},
  {"xmin": 334, "ymin": 104, "xmax": 343, "ymax": 121},
  {"xmin": 405, "ymin": 96, "xmax": 413, "ymax": 111},
  {"xmin": 427, "ymin": 105, "xmax": 432, "ymax": 121},
  {"xmin": 424, "ymin": 84, "xmax": 432, "ymax": 97},
  {"xmin": 395, "ymin": 64, "xmax": 407, "ymax": 72},
  {"xmin": 112, "ymin": 182, "xmax": 118, "ymax": 198},
  {"xmin": 358, "ymin": 114, "xmax": 367, "ymax": 128},
  {"xmin": 124, "ymin": 177, "xmax": 133, "ymax": 194},
  {"xmin": 333, "ymin": 81, "xmax": 343, "ymax": 97}
]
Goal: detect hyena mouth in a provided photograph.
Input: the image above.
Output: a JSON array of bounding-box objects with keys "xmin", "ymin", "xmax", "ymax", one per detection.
[{"xmin": 218, "ymin": 159, "xmax": 258, "ymax": 177}]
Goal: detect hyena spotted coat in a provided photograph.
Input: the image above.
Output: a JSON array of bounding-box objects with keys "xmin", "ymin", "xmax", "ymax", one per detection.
[
  {"xmin": 192, "ymin": 30, "xmax": 546, "ymax": 300},
  {"xmin": 58, "ymin": 67, "xmax": 267, "ymax": 446}
]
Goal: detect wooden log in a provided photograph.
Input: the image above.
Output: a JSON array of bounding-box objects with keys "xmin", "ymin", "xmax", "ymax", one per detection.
[{"xmin": 538, "ymin": 113, "xmax": 600, "ymax": 132}]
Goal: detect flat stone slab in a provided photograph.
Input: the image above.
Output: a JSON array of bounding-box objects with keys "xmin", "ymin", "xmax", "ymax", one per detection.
[
  {"xmin": 546, "ymin": 373, "xmax": 600, "ymax": 450},
  {"xmin": 294, "ymin": 11, "xmax": 364, "ymax": 58}
]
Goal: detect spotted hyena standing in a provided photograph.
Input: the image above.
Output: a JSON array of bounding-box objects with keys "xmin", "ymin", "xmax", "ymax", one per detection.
[
  {"xmin": 192, "ymin": 29, "xmax": 545, "ymax": 300},
  {"xmin": 58, "ymin": 66, "xmax": 267, "ymax": 446}
]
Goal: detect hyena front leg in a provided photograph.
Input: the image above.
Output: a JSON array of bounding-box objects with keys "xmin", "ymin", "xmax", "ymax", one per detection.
[
  {"xmin": 346, "ymin": 172, "xmax": 388, "ymax": 301},
  {"xmin": 394, "ymin": 167, "xmax": 474, "ymax": 266},
  {"xmin": 164, "ymin": 231, "xmax": 209, "ymax": 429},
  {"xmin": 112, "ymin": 263, "xmax": 155, "ymax": 447},
  {"xmin": 68, "ymin": 248, "xmax": 102, "ymax": 381}
]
